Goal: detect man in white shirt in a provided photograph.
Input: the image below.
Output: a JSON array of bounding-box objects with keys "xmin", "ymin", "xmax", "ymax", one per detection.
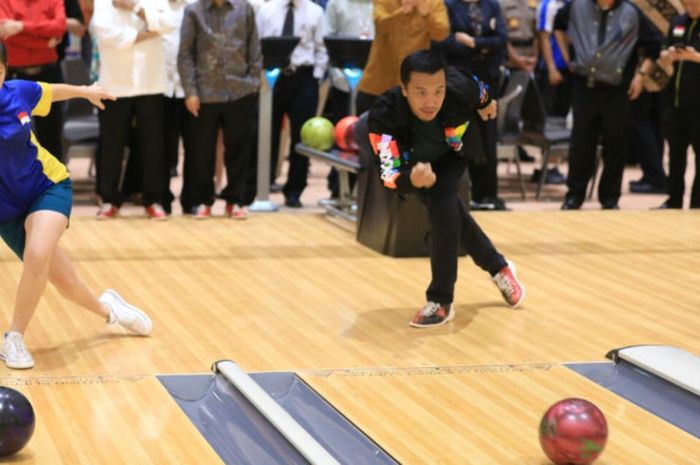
[
  {"xmin": 91, "ymin": 0, "xmax": 175, "ymax": 220},
  {"xmin": 257, "ymin": 0, "xmax": 328, "ymax": 207}
]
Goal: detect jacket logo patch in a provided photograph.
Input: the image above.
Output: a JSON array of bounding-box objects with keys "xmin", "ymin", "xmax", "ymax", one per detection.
[{"xmin": 17, "ymin": 111, "xmax": 30, "ymax": 125}]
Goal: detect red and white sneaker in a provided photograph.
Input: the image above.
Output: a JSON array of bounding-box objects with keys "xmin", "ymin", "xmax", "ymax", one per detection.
[
  {"xmin": 492, "ymin": 260, "xmax": 525, "ymax": 308},
  {"xmin": 193, "ymin": 205, "xmax": 211, "ymax": 220},
  {"xmin": 226, "ymin": 204, "xmax": 248, "ymax": 220},
  {"xmin": 145, "ymin": 203, "xmax": 168, "ymax": 221},
  {"xmin": 409, "ymin": 302, "xmax": 454, "ymax": 328},
  {"xmin": 96, "ymin": 203, "xmax": 119, "ymax": 220}
]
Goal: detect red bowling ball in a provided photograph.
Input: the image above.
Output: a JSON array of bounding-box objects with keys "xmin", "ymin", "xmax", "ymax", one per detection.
[
  {"xmin": 334, "ymin": 115, "xmax": 359, "ymax": 151},
  {"xmin": 539, "ymin": 398, "xmax": 608, "ymax": 465}
]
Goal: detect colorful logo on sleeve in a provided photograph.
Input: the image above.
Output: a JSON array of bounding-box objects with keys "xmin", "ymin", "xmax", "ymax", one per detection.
[
  {"xmin": 17, "ymin": 112, "xmax": 30, "ymax": 125},
  {"xmin": 673, "ymin": 25, "xmax": 685, "ymax": 38},
  {"xmin": 369, "ymin": 132, "xmax": 401, "ymax": 189}
]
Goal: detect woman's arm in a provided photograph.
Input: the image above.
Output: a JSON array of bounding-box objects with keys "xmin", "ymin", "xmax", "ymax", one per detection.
[{"xmin": 50, "ymin": 83, "xmax": 116, "ymax": 109}]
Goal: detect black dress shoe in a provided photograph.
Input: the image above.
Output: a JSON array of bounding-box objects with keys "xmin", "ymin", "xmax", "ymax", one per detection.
[
  {"xmin": 655, "ymin": 199, "xmax": 682, "ymax": 210},
  {"xmin": 561, "ymin": 196, "xmax": 583, "ymax": 210},
  {"xmin": 471, "ymin": 196, "xmax": 510, "ymax": 211},
  {"xmin": 517, "ymin": 146, "xmax": 535, "ymax": 162},
  {"xmin": 629, "ymin": 181, "xmax": 666, "ymax": 194},
  {"xmin": 284, "ymin": 196, "xmax": 303, "ymax": 208},
  {"xmin": 601, "ymin": 202, "xmax": 619, "ymax": 210}
]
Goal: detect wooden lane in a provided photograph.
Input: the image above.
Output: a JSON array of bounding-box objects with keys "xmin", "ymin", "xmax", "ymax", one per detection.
[
  {"xmin": 0, "ymin": 375, "xmax": 223, "ymax": 465},
  {"xmin": 0, "ymin": 211, "xmax": 695, "ymax": 377},
  {"xmin": 301, "ymin": 364, "xmax": 700, "ymax": 465}
]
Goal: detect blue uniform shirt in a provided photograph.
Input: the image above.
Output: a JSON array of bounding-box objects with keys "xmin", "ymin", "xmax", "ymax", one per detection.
[{"xmin": 0, "ymin": 80, "xmax": 69, "ymax": 222}]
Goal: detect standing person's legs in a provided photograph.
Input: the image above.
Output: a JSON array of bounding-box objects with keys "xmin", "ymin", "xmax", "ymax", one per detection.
[
  {"xmin": 188, "ymin": 103, "xmax": 221, "ymax": 209},
  {"xmin": 469, "ymin": 117, "xmax": 500, "ymax": 207},
  {"xmin": 663, "ymin": 109, "xmax": 688, "ymax": 208},
  {"xmin": 355, "ymin": 91, "xmax": 378, "ymax": 117},
  {"xmin": 283, "ymin": 71, "xmax": 319, "ymax": 204},
  {"xmin": 270, "ymin": 77, "xmax": 291, "ymax": 186},
  {"xmin": 134, "ymin": 94, "xmax": 167, "ymax": 211},
  {"xmin": 220, "ymin": 94, "xmax": 257, "ymax": 210},
  {"xmin": 687, "ymin": 112, "xmax": 700, "ymax": 208},
  {"xmin": 597, "ymin": 87, "xmax": 630, "ymax": 208},
  {"xmin": 629, "ymin": 92, "xmax": 666, "ymax": 189},
  {"xmin": 97, "ymin": 98, "xmax": 134, "ymax": 209},
  {"xmin": 180, "ymin": 111, "xmax": 198, "ymax": 213},
  {"xmin": 564, "ymin": 80, "xmax": 601, "ymax": 207}
]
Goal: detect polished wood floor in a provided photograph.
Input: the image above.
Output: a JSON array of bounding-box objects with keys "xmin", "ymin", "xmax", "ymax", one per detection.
[{"xmin": 0, "ymin": 211, "xmax": 698, "ymax": 463}]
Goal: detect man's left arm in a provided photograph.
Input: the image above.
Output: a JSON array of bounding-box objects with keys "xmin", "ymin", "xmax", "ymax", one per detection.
[
  {"xmin": 628, "ymin": 11, "xmax": 662, "ymax": 99},
  {"xmin": 473, "ymin": 1, "xmax": 508, "ymax": 51},
  {"xmin": 13, "ymin": 0, "xmax": 66, "ymax": 38},
  {"xmin": 246, "ymin": 3, "xmax": 262, "ymax": 85}
]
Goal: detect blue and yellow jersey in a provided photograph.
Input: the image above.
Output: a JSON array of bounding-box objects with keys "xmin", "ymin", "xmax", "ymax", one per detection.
[{"xmin": 0, "ymin": 80, "xmax": 69, "ymax": 222}]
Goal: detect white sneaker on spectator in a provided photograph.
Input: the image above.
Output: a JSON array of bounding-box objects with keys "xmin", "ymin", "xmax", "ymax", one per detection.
[
  {"xmin": 0, "ymin": 331, "xmax": 34, "ymax": 369},
  {"xmin": 100, "ymin": 289, "xmax": 153, "ymax": 336}
]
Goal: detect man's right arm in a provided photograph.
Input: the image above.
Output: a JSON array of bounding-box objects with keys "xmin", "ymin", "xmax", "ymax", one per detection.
[{"xmin": 177, "ymin": 7, "xmax": 199, "ymax": 116}]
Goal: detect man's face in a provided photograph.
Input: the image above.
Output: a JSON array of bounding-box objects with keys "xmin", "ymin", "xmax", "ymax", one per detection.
[
  {"xmin": 683, "ymin": 0, "xmax": 700, "ymax": 19},
  {"xmin": 401, "ymin": 70, "xmax": 446, "ymax": 122}
]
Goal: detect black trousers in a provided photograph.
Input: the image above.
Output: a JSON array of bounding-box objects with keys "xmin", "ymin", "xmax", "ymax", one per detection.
[
  {"xmin": 327, "ymin": 87, "xmax": 357, "ymax": 197},
  {"xmin": 468, "ymin": 116, "xmax": 498, "ymax": 202},
  {"xmin": 629, "ymin": 92, "xmax": 665, "ymax": 187},
  {"xmin": 189, "ymin": 94, "xmax": 257, "ymax": 207},
  {"xmin": 417, "ymin": 155, "xmax": 506, "ymax": 304},
  {"xmin": 665, "ymin": 106, "xmax": 700, "ymax": 208},
  {"xmin": 97, "ymin": 94, "xmax": 165, "ymax": 207},
  {"xmin": 566, "ymin": 77, "xmax": 631, "ymax": 205},
  {"xmin": 9, "ymin": 62, "xmax": 64, "ymax": 161},
  {"xmin": 536, "ymin": 66, "xmax": 573, "ymax": 118},
  {"xmin": 355, "ymin": 90, "xmax": 378, "ymax": 118},
  {"xmin": 163, "ymin": 96, "xmax": 190, "ymax": 213},
  {"xmin": 271, "ymin": 69, "xmax": 319, "ymax": 199}
]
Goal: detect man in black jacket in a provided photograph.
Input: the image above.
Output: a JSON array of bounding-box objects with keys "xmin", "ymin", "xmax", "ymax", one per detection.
[
  {"xmin": 367, "ymin": 50, "xmax": 525, "ymax": 328},
  {"xmin": 554, "ymin": 0, "xmax": 661, "ymax": 210},
  {"xmin": 657, "ymin": 0, "xmax": 700, "ymax": 209}
]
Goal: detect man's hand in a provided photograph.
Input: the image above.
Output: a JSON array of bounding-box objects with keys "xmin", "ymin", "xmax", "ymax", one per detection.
[
  {"xmin": 113, "ymin": 0, "xmax": 136, "ymax": 11},
  {"xmin": 135, "ymin": 30, "xmax": 159, "ymax": 43},
  {"xmin": 410, "ymin": 162, "xmax": 437, "ymax": 188},
  {"xmin": 548, "ymin": 67, "xmax": 563, "ymax": 86},
  {"xmin": 67, "ymin": 18, "xmax": 87, "ymax": 37},
  {"xmin": 401, "ymin": 0, "xmax": 415, "ymax": 14},
  {"xmin": 628, "ymin": 74, "xmax": 643, "ymax": 100},
  {"xmin": 675, "ymin": 46, "xmax": 700, "ymax": 64},
  {"xmin": 0, "ymin": 19, "xmax": 23, "ymax": 39},
  {"xmin": 48, "ymin": 37, "xmax": 61, "ymax": 48},
  {"xmin": 84, "ymin": 84, "xmax": 117, "ymax": 110},
  {"xmin": 185, "ymin": 96, "xmax": 200, "ymax": 117},
  {"xmin": 416, "ymin": 0, "xmax": 431, "ymax": 16},
  {"xmin": 456, "ymin": 32, "xmax": 476, "ymax": 49},
  {"xmin": 477, "ymin": 100, "xmax": 497, "ymax": 121}
]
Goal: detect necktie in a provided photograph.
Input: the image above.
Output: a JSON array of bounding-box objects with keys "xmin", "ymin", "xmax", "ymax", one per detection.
[{"xmin": 282, "ymin": 1, "xmax": 295, "ymax": 36}]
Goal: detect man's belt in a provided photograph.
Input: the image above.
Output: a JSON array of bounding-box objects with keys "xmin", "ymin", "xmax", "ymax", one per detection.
[{"xmin": 8, "ymin": 62, "xmax": 56, "ymax": 77}]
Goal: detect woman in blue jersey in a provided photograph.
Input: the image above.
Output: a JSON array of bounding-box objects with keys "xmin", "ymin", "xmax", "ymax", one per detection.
[{"xmin": 0, "ymin": 43, "xmax": 152, "ymax": 369}]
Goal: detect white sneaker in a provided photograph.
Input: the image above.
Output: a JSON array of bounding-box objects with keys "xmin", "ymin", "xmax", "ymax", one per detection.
[
  {"xmin": 0, "ymin": 332, "xmax": 34, "ymax": 369},
  {"xmin": 100, "ymin": 289, "xmax": 153, "ymax": 336}
]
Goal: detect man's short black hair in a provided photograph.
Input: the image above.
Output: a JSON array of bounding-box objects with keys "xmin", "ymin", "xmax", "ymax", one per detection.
[
  {"xmin": 0, "ymin": 42, "xmax": 7, "ymax": 68},
  {"xmin": 400, "ymin": 50, "xmax": 446, "ymax": 86}
]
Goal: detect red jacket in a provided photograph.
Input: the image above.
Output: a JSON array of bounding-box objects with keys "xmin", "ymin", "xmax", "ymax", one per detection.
[{"xmin": 0, "ymin": 0, "xmax": 66, "ymax": 67}]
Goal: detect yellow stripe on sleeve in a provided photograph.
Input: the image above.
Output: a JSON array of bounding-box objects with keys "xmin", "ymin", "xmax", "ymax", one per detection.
[
  {"xmin": 32, "ymin": 82, "xmax": 53, "ymax": 117},
  {"xmin": 30, "ymin": 132, "xmax": 69, "ymax": 183}
]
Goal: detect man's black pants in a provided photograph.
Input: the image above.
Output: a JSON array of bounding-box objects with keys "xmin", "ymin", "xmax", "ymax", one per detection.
[{"xmin": 417, "ymin": 155, "xmax": 506, "ymax": 304}]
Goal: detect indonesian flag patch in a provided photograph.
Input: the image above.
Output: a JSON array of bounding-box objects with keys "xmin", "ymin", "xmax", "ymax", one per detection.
[
  {"xmin": 673, "ymin": 25, "xmax": 685, "ymax": 39},
  {"xmin": 17, "ymin": 111, "xmax": 30, "ymax": 125}
]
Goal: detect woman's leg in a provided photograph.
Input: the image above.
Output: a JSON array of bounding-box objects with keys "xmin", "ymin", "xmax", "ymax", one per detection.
[
  {"xmin": 10, "ymin": 211, "xmax": 68, "ymax": 334},
  {"xmin": 48, "ymin": 246, "xmax": 109, "ymax": 319}
]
